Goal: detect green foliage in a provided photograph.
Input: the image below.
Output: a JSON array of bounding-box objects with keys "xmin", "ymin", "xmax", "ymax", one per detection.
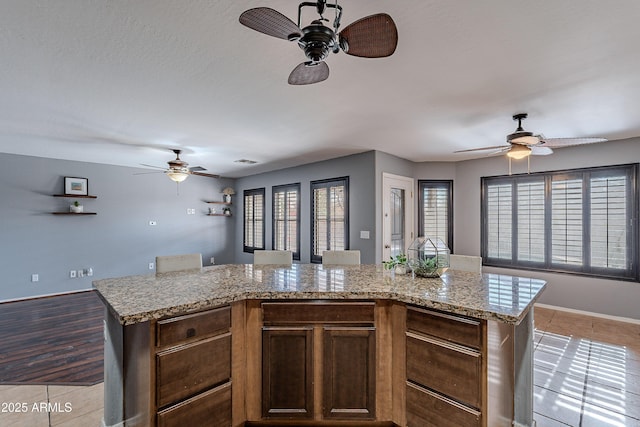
[
  {"xmin": 412, "ymin": 256, "xmax": 439, "ymax": 277},
  {"xmin": 383, "ymin": 253, "xmax": 407, "ymax": 270}
]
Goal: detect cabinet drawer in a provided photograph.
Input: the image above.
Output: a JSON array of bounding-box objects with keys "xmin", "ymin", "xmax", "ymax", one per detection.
[
  {"xmin": 157, "ymin": 305, "xmax": 230, "ymax": 348},
  {"xmin": 406, "ymin": 381, "xmax": 480, "ymax": 427},
  {"xmin": 407, "ymin": 306, "xmax": 481, "ymax": 349},
  {"xmin": 157, "ymin": 381, "xmax": 231, "ymax": 427},
  {"xmin": 157, "ymin": 333, "xmax": 231, "ymax": 408},
  {"xmin": 262, "ymin": 301, "xmax": 375, "ymax": 324},
  {"xmin": 406, "ymin": 332, "xmax": 481, "ymax": 408}
]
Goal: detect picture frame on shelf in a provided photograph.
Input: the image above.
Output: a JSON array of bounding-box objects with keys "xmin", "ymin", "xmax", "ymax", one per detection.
[{"xmin": 64, "ymin": 177, "xmax": 89, "ymax": 196}]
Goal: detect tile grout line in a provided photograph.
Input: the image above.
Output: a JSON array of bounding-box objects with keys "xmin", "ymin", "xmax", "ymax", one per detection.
[{"xmin": 46, "ymin": 384, "xmax": 52, "ymax": 427}]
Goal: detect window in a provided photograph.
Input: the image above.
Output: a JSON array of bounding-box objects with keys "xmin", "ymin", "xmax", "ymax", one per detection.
[
  {"xmin": 418, "ymin": 180, "xmax": 453, "ymax": 251},
  {"xmin": 482, "ymin": 164, "xmax": 638, "ymax": 280},
  {"xmin": 311, "ymin": 177, "xmax": 349, "ymax": 263},
  {"xmin": 243, "ymin": 188, "xmax": 265, "ymax": 253},
  {"xmin": 273, "ymin": 183, "xmax": 300, "ymax": 260}
]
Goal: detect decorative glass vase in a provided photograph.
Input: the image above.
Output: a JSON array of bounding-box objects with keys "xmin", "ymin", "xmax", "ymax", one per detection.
[{"xmin": 407, "ymin": 236, "xmax": 450, "ymax": 277}]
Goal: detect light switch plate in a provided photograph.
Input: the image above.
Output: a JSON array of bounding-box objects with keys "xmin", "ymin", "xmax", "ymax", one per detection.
[{"xmin": 360, "ymin": 230, "xmax": 370, "ymax": 239}]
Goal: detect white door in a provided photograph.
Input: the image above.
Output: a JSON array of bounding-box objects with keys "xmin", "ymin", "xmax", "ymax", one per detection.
[{"xmin": 382, "ymin": 173, "xmax": 414, "ymax": 261}]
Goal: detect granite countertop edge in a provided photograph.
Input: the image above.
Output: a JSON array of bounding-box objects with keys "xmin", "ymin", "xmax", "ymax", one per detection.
[{"xmin": 94, "ymin": 264, "xmax": 547, "ymax": 326}]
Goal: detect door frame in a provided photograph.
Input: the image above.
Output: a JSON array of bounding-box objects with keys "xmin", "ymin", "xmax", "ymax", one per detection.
[{"xmin": 381, "ymin": 173, "xmax": 415, "ymax": 262}]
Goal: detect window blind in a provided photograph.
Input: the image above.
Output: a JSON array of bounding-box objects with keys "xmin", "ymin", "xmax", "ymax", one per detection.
[{"xmin": 481, "ymin": 164, "xmax": 638, "ymax": 281}]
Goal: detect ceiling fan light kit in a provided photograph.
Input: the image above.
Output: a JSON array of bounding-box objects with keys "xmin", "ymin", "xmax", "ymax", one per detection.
[
  {"xmin": 506, "ymin": 144, "xmax": 531, "ymax": 160},
  {"xmin": 239, "ymin": 0, "xmax": 398, "ymax": 85},
  {"xmin": 166, "ymin": 170, "xmax": 189, "ymax": 183}
]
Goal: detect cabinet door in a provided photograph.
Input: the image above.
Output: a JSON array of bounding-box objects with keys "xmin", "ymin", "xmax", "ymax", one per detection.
[
  {"xmin": 323, "ymin": 327, "xmax": 376, "ymax": 420},
  {"xmin": 262, "ymin": 327, "xmax": 314, "ymax": 419}
]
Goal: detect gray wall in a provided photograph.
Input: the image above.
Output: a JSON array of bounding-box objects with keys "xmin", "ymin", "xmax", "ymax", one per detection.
[
  {"xmin": 447, "ymin": 137, "xmax": 640, "ymax": 320},
  {"xmin": 233, "ymin": 151, "xmax": 376, "ymax": 264},
  {"xmin": 0, "ymin": 153, "xmax": 235, "ymax": 301}
]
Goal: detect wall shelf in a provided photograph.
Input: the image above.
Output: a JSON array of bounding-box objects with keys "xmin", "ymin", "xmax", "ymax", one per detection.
[
  {"xmin": 52, "ymin": 194, "xmax": 97, "ymax": 214},
  {"xmin": 206, "ymin": 201, "xmax": 231, "ymax": 205},
  {"xmin": 207, "ymin": 214, "xmax": 232, "ymax": 217},
  {"xmin": 51, "ymin": 212, "xmax": 97, "ymax": 215}
]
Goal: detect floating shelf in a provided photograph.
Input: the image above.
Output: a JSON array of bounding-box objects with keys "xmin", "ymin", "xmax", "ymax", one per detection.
[
  {"xmin": 206, "ymin": 201, "xmax": 231, "ymax": 205},
  {"xmin": 51, "ymin": 212, "xmax": 97, "ymax": 215},
  {"xmin": 53, "ymin": 194, "xmax": 97, "ymax": 199},
  {"xmin": 207, "ymin": 213, "xmax": 232, "ymax": 217}
]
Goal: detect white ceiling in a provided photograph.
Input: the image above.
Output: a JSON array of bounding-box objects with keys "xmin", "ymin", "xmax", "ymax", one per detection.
[{"xmin": 2, "ymin": 1, "xmax": 640, "ymax": 178}]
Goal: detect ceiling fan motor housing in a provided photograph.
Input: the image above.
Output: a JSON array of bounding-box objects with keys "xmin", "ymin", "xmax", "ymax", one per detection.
[{"xmin": 298, "ymin": 21, "xmax": 337, "ymax": 62}]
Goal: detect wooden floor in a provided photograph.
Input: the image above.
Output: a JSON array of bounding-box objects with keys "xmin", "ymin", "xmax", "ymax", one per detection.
[{"xmin": 0, "ymin": 291, "xmax": 104, "ymax": 385}]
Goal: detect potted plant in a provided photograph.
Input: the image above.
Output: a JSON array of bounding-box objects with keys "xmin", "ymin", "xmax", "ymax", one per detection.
[
  {"xmin": 383, "ymin": 253, "xmax": 408, "ymax": 274},
  {"xmin": 222, "ymin": 207, "xmax": 231, "ymax": 216},
  {"xmin": 70, "ymin": 200, "xmax": 83, "ymax": 213},
  {"xmin": 410, "ymin": 256, "xmax": 440, "ymax": 278},
  {"xmin": 222, "ymin": 187, "xmax": 235, "ymax": 203}
]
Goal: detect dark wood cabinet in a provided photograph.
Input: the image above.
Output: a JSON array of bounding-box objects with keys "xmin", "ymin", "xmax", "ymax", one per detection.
[
  {"xmin": 154, "ymin": 305, "xmax": 232, "ymax": 426},
  {"xmin": 405, "ymin": 306, "xmax": 484, "ymax": 425},
  {"xmin": 157, "ymin": 382, "xmax": 232, "ymax": 427},
  {"xmin": 262, "ymin": 327, "xmax": 314, "ymax": 419},
  {"xmin": 323, "ymin": 326, "xmax": 376, "ymax": 419},
  {"xmin": 261, "ymin": 302, "xmax": 376, "ymax": 422}
]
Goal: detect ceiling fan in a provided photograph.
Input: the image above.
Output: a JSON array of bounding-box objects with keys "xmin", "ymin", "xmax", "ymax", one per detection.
[
  {"xmin": 139, "ymin": 149, "xmax": 219, "ymax": 183},
  {"xmin": 455, "ymin": 113, "xmax": 608, "ymax": 160},
  {"xmin": 239, "ymin": 0, "xmax": 398, "ymax": 85}
]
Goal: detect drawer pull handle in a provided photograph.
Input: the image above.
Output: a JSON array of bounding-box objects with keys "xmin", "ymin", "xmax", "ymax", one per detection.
[{"xmin": 186, "ymin": 328, "xmax": 196, "ymax": 338}]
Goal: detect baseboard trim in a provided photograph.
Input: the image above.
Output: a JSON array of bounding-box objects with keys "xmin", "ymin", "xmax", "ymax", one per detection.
[
  {"xmin": 535, "ymin": 303, "xmax": 640, "ymax": 325},
  {"xmin": 0, "ymin": 288, "xmax": 94, "ymax": 304}
]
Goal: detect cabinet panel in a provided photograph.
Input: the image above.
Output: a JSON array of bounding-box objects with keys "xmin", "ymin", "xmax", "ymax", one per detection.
[
  {"xmin": 323, "ymin": 327, "xmax": 376, "ymax": 420},
  {"xmin": 157, "ymin": 382, "xmax": 231, "ymax": 427},
  {"xmin": 406, "ymin": 333, "xmax": 481, "ymax": 408},
  {"xmin": 156, "ymin": 333, "xmax": 231, "ymax": 408},
  {"xmin": 157, "ymin": 305, "xmax": 230, "ymax": 348},
  {"xmin": 262, "ymin": 327, "xmax": 314, "ymax": 419},
  {"xmin": 407, "ymin": 306, "xmax": 481, "ymax": 349},
  {"xmin": 406, "ymin": 382, "xmax": 481, "ymax": 427},
  {"xmin": 262, "ymin": 302, "xmax": 375, "ymax": 324}
]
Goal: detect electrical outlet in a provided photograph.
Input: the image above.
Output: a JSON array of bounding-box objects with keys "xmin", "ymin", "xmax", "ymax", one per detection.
[
  {"xmin": 31, "ymin": 274, "xmax": 39, "ymax": 282},
  {"xmin": 186, "ymin": 208, "xmax": 196, "ymax": 215},
  {"xmin": 149, "ymin": 262, "xmax": 155, "ymax": 270},
  {"xmin": 210, "ymin": 257, "xmax": 215, "ymax": 265},
  {"xmin": 86, "ymin": 267, "xmax": 93, "ymax": 277},
  {"xmin": 69, "ymin": 270, "xmax": 77, "ymax": 278},
  {"xmin": 149, "ymin": 220, "xmax": 157, "ymax": 226},
  {"xmin": 78, "ymin": 269, "xmax": 84, "ymax": 278}
]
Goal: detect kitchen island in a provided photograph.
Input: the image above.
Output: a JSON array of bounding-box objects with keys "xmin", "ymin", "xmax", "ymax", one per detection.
[{"xmin": 94, "ymin": 263, "xmax": 546, "ymax": 427}]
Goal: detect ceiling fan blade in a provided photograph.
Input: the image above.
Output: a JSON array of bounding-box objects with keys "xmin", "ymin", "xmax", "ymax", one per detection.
[
  {"xmin": 133, "ymin": 171, "xmax": 164, "ymax": 175},
  {"xmin": 190, "ymin": 171, "xmax": 220, "ymax": 179},
  {"xmin": 239, "ymin": 7, "xmax": 301, "ymax": 40},
  {"xmin": 140, "ymin": 163, "xmax": 167, "ymax": 170},
  {"xmin": 531, "ymin": 146, "xmax": 553, "ymax": 156},
  {"xmin": 454, "ymin": 145, "xmax": 510, "ymax": 153},
  {"xmin": 288, "ymin": 61, "xmax": 329, "ymax": 85},
  {"xmin": 540, "ymin": 137, "xmax": 608, "ymax": 148},
  {"xmin": 338, "ymin": 13, "xmax": 398, "ymax": 58}
]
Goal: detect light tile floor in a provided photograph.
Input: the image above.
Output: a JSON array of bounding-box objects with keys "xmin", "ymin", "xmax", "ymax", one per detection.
[
  {"xmin": 1, "ymin": 307, "xmax": 638, "ymax": 426},
  {"xmin": 534, "ymin": 307, "xmax": 640, "ymax": 427},
  {"xmin": 0, "ymin": 382, "xmax": 103, "ymax": 427}
]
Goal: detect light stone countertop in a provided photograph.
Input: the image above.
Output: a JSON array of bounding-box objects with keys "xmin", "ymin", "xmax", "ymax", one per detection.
[{"xmin": 93, "ymin": 263, "xmax": 546, "ymax": 326}]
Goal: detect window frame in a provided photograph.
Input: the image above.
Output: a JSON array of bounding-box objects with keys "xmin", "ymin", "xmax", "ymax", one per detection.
[
  {"xmin": 418, "ymin": 180, "xmax": 454, "ymax": 253},
  {"xmin": 243, "ymin": 187, "xmax": 265, "ymax": 253},
  {"xmin": 310, "ymin": 177, "xmax": 349, "ymax": 264},
  {"xmin": 272, "ymin": 183, "xmax": 301, "ymax": 260},
  {"xmin": 481, "ymin": 163, "xmax": 639, "ymax": 281}
]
